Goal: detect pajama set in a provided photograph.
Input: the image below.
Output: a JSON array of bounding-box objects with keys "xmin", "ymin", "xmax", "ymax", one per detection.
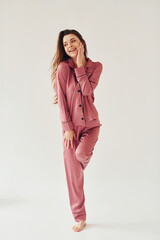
[{"xmin": 55, "ymin": 56, "xmax": 103, "ymax": 222}]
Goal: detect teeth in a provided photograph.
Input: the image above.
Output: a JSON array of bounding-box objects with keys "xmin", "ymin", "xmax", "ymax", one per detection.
[{"xmin": 70, "ymin": 48, "xmax": 76, "ymax": 52}]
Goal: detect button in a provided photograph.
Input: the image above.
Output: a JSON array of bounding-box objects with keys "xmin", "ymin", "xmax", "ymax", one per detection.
[
  {"xmin": 79, "ymin": 104, "xmax": 82, "ymax": 107},
  {"xmin": 81, "ymin": 117, "xmax": 84, "ymax": 120},
  {"xmin": 77, "ymin": 89, "xmax": 81, "ymax": 92}
]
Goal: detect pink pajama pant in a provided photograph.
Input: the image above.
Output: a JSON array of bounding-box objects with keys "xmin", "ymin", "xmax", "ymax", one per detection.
[{"xmin": 62, "ymin": 121, "xmax": 101, "ymax": 222}]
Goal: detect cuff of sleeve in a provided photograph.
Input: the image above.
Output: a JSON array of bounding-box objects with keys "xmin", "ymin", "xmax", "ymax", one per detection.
[
  {"xmin": 62, "ymin": 121, "xmax": 74, "ymax": 131},
  {"xmin": 74, "ymin": 66, "xmax": 86, "ymax": 78}
]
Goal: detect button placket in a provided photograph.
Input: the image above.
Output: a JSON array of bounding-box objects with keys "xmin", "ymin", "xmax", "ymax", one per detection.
[
  {"xmin": 74, "ymin": 71, "xmax": 85, "ymax": 122},
  {"xmin": 78, "ymin": 83, "xmax": 85, "ymax": 122}
]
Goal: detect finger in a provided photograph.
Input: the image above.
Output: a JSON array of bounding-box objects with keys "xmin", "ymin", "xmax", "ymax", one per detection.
[
  {"xmin": 71, "ymin": 139, "xmax": 73, "ymax": 149},
  {"xmin": 77, "ymin": 46, "xmax": 80, "ymax": 55},
  {"xmin": 67, "ymin": 139, "xmax": 69, "ymax": 149},
  {"xmin": 65, "ymin": 138, "xmax": 68, "ymax": 149},
  {"xmin": 66, "ymin": 139, "xmax": 68, "ymax": 148},
  {"xmin": 65, "ymin": 139, "xmax": 68, "ymax": 149},
  {"xmin": 80, "ymin": 45, "xmax": 83, "ymax": 54},
  {"xmin": 64, "ymin": 138, "xmax": 66, "ymax": 148}
]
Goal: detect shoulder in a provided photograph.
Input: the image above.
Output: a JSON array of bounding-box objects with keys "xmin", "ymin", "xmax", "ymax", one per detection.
[
  {"xmin": 91, "ymin": 60, "xmax": 103, "ymax": 73},
  {"xmin": 57, "ymin": 60, "xmax": 70, "ymax": 73},
  {"xmin": 56, "ymin": 61, "xmax": 70, "ymax": 85}
]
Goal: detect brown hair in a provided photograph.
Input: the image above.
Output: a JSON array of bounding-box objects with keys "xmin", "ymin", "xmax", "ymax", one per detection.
[{"xmin": 50, "ymin": 29, "xmax": 88, "ymax": 104}]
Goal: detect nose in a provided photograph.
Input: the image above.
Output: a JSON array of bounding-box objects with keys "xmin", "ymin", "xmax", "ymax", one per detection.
[{"xmin": 68, "ymin": 42, "xmax": 74, "ymax": 47}]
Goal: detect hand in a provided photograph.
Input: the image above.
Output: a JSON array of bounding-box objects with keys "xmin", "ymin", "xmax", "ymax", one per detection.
[
  {"xmin": 64, "ymin": 129, "xmax": 77, "ymax": 149},
  {"xmin": 76, "ymin": 42, "xmax": 85, "ymax": 68}
]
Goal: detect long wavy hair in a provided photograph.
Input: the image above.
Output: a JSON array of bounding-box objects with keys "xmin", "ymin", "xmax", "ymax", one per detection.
[{"xmin": 50, "ymin": 29, "xmax": 88, "ymax": 104}]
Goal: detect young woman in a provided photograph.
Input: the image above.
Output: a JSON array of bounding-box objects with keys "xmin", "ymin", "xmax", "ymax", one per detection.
[{"xmin": 51, "ymin": 29, "xmax": 103, "ymax": 232}]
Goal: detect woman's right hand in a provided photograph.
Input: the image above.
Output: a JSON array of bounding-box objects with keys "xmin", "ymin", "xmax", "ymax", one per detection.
[{"xmin": 64, "ymin": 129, "xmax": 77, "ymax": 149}]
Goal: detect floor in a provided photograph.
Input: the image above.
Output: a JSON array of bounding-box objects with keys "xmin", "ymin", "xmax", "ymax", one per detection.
[{"xmin": 0, "ymin": 197, "xmax": 159, "ymax": 240}]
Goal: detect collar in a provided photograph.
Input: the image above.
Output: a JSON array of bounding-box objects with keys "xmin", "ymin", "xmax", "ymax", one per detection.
[{"xmin": 66, "ymin": 57, "xmax": 93, "ymax": 69}]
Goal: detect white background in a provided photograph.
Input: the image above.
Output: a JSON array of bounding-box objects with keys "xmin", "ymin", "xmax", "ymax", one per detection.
[{"xmin": 0, "ymin": 0, "xmax": 160, "ymax": 239}]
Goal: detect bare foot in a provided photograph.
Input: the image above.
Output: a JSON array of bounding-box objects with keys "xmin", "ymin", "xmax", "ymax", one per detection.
[{"xmin": 72, "ymin": 220, "xmax": 86, "ymax": 232}]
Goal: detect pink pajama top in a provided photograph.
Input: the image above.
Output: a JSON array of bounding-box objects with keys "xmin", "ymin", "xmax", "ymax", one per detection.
[{"xmin": 55, "ymin": 57, "xmax": 103, "ymax": 132}]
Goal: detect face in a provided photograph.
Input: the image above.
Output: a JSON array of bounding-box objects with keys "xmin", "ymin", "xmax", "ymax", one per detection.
[{"xmin": 63, "ymin": 34, "xmax": 83, "ymax": 58}]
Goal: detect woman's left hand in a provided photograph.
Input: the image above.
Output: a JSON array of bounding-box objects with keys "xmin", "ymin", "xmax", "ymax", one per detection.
[{"xmin": 76, "ymin": 42, "xmax": 85, "ymax": 67}]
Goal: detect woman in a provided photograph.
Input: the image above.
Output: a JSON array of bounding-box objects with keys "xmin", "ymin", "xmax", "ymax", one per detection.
[{"xmin": 51, "ymin": 29, "xmax": 103, "ymax": 232}]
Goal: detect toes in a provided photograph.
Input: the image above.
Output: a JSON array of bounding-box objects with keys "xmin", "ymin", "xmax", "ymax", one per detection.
[
  {"xmin": 72, "ymin": 222, "xmax": 86, "ymax": 232},
  {"xmin": 76, "ymin": 225, "xmax": 81, "ymax": 231},
  {"xmin": 77, "ymin": 227, "xmax": 82, "ymax": 232},
  {"xmin": 72, "ymin": 226, "xmax": 76, "ymax": 231},
  {"xmin": 72, "ymin": 225, "xmax": 79, "ymax": 232},
  {"xmin": 75, "ymin": 225, "xmax": 80, "ymax": 231}
]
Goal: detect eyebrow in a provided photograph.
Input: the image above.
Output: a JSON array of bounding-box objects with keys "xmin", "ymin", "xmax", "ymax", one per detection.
[{"xmin": 63, "ymin": 38, "xmax": 76, "ymax": 44}]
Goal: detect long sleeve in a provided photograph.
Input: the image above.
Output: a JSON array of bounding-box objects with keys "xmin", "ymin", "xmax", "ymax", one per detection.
[
  {"xmin": 55, "ymin": 63, "xmax": 74, "ymax": 131},
  {"xmin": 74, "ymin": 62, "xmax": 103, "ymax": 96}
]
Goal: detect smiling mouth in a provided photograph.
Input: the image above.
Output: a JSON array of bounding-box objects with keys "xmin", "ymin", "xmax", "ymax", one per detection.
[{"xmin": 69, "ymin": 48, "xmax": 76, "ymax": 52}]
